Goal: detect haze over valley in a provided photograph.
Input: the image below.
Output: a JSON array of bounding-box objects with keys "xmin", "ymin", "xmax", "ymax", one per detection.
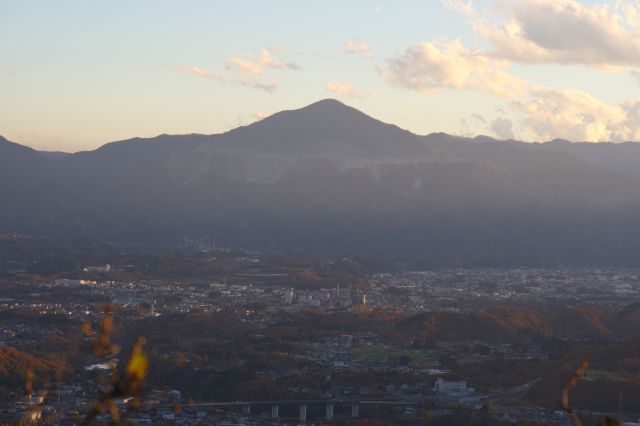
[
  {"xmin": 3, "ymin": 99, "xmax": 640, "ymax": 266},
  {"xmin": 4, "ymin": 1, "xmax": 640, "ymax": 425}
]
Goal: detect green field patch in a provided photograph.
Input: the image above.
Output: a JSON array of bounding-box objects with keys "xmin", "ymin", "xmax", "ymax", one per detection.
[
  {"xmin": 352, "ymin": 345, "xmax": 428, "ymax": 361},
  {"xmin": 583, "ymin": 369, "xmax": 630, "ymax": 382}
]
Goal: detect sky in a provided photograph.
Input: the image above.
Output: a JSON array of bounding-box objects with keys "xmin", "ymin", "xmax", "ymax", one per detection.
[{"xmin": 2, "ymin": 0, "xmax": 640, "ymax": 152}]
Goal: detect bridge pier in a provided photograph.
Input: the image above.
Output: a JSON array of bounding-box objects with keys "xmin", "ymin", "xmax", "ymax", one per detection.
[
  {"xmin": 271, "ymin": 404, "xmax": 279, "ymax": 419},
  {"xmin": 299, "ymin": 403, "xmax": 307, "ymax": 423},
  {"xmin": 351, "ymin": 403, "xmax": 360, "ymax": 418},
  {"xmin": 326, "ymin": 403, "xmax": 334, "ymax": 419},
  {"xmin": 242, "ymin": 405, "xmax": 251, "ymax": 414}
]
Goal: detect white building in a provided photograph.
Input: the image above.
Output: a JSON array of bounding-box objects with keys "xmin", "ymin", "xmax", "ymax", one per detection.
[
  {"xmin": 433, "ymin": 378, "xmax": 485, "ymax": 406},
  {"xmin": 83, "ymin": 264, "xmax": 111, "ymax": 273},
  {"xmin": 283, "ymin": 288, "xmax": 294, "ymax": 304},
  {"xmin": 434, "ymin": 378, "xmax": 473, "ymax": 395}
]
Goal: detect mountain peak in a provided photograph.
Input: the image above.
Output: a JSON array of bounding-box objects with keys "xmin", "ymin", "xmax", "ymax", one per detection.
[
  {"xmin": 301, "ymin": 98, "xmax": 350, "ymax": 110},
  {"xmin": 548, "ymin": 138, "xmax": 572, "ymax": 144},
  {"xmin": 273, "ymin": 98, "xmax": 368, "ymax": 122},
  {"xmin": 230, "ymin": 98, "xmax": 396, "ymax": 137},
  {"xmin": 220, "ymin": 98, "xmax": 425, "ymax": 158}
]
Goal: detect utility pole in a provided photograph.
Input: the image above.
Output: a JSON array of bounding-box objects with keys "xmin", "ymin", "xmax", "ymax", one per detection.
[{"xmin": 618, "ymin": 390, "xmax": 623, "ymax": 420}]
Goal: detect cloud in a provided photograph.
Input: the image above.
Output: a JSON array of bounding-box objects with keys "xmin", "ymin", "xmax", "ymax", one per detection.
[
  {"xmin": 382, "ymin": 2, "xmax": 640, "ymax": 142},
  {"xmin": 239, "ymin": 79, "xmax": 278, "ymax": 93},
  {"xmin": 491, "ymin": 117, "xmax": 515, "ymax": 139},
  {"xmin": 344, "ymin": 40, "xmax": 373, "ymax": 58},
  {"xmin": 454, "ymin": 86, "xmax": 640, "ymax": 142},
  {"xmin": 3, "ymin": 68, "xmax": 17, "ymax": 77},
  {"xmin": 472, "ymin": 113, "xmax": 487, "ymax": 124},
  {"xmin": 513, "ymin": 87, "xmax": 640, "ymax": 141},
  {"xmin": 227, "ymin": 49, "xmax": 291, "ymax": 77},
  {"xmin": 382, "ymin": 40, "xmax": 528, "ymax": 99},
  {"xmin": 475, "ymin": 0, "xmax": 640, "ymax": 69},
  {"xmin": 225, "ymin": 48, "xmax": 298, "ymax": 92},
  {"xmin": 622, "ymin": 99, "xmax": 640, "ymax": 140},
  {"xmin": 173, "ymin": 65, "xmax": 215, "ymax": 80},
  {"xmin": 373, "ymin": 4, "xmax": 381, "ymax": 14},
  {"xmin": 252, "ymin": 112, "xmax": 269, "ymax": 121},
  {"xmin": 460, "ymin": 113, "xmax": 488, "ymax": 136},
  {"xmin": 326, "ymin": 82, "xmax": 364, "ymax": 98},
  {"xmin": 314, "ymin": 51, "xmax": 334, "ymax": 60},
  {"xmin": 440, "ymin": 0, "xmax": 475, "ymax": 15}
]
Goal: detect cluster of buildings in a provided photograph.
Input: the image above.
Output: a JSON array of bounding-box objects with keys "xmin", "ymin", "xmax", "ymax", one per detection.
[
  {"xmin": 2, "ymin": 262, "xmax": 640, "ymax": 424},
  {"xmin": 371, "ymin": 267, "xmax": 640, "ymax": 312},
  {"xmin": 281, "ymin": 284, "xmax": 366, "ymax": 308}
]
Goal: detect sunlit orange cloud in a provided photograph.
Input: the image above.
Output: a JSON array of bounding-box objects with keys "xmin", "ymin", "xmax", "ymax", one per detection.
[
  {"xmin": 344, "ymin": 40, "xmax": 373, "ymax": 58},
  {"xmin": 472, "ymin": 0, "xmax": 640, "ymax": 69},
  {"xmin": 326, "ymin": 82, "xmax": 364, "ymax": 98},
  {"xmin": 225, "ymin": 48, "xmax": 298, "ymax": 92},
  {"xmin": 172, "ymin": 65, "xmax": 215, "ymax": 80},
  {"xmin": 383, "ymin": 40, "xmax": 528, "ymax": 100}
]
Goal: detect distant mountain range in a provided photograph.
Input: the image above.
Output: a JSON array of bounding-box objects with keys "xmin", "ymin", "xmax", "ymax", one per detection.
[{"xmin": 3, "ymin": 99, "xmax": 640, "ymax": 265}]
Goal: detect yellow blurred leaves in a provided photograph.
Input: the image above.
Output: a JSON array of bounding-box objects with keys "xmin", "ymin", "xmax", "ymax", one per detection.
[{"xmin": 126, "ymin": 337, "xmax": 148, "ymax": 383}]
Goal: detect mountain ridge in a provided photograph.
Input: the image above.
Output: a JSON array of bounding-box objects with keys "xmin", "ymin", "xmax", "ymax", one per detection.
[
  {"xmin": 4, "ymin": 98, "xmax": 640, "ymax": 158},
  {"xmin": 2, "ymin": 99, "xmax": 640, "ymax": 265}
]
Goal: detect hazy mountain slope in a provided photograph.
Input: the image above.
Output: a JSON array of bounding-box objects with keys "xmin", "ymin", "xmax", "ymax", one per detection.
[
  {"xmin": 1, "ymin": 100, "xmax": 640, "ymax": 264},
  {"xmin": 0, "ymin": 135, "xmax": 50, "ymax": 171},
  {"xmin": 38, "ymin": 151, "xmax": 69, "ymax": 160},
  {"xmin": 0, "ymin": 137, "xmax": 65, "ymax": 232},
  {"xmin": 454, "ymin": 135, "xmax": 640, "ymax": 179},
  {"xmin": 529, "ymin": 139, "xmax": 640, "ymax": 179}
]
